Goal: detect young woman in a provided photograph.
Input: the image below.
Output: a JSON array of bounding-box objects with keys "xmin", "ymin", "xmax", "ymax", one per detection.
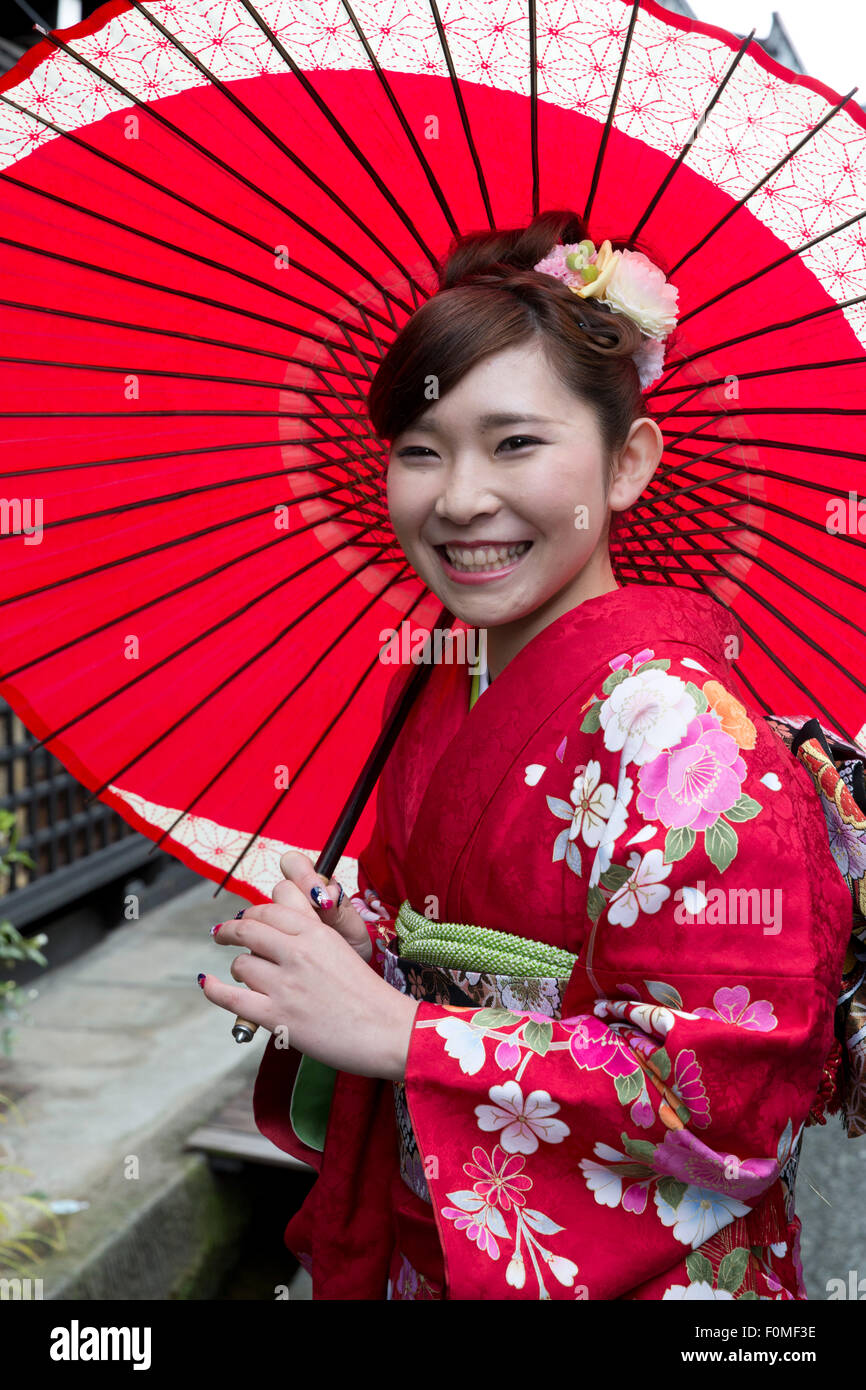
[{"xmin": 204, "ymin": 210, "xmax": 853, "ymax": 1300}]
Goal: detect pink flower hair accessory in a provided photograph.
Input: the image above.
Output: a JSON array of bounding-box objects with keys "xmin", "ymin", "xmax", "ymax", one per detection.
[{"xmin": 533, "ymin": 238, "xmax": 679, "ymax": 391}]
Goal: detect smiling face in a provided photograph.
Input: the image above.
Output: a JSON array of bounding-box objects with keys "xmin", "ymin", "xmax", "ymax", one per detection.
[{"xmin": 386, "ymin": 339, "xmax": 663, "ymax": 679}]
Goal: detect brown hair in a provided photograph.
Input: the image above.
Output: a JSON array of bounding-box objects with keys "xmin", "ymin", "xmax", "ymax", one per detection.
[{"xmin": 367, "ymin": 209, "xmax": 664, "ymax": 499}]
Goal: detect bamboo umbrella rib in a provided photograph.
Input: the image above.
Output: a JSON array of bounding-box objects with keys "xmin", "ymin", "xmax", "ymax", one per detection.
[
  {"xmin": 629, "ymin": 28, "xmax": 756, "ymax": 245},
  {"xmin": 153, "ymin": 563, "xmax": 423, "ymax": 859},
  {"xmin": 213, "ymin": 567, "xmax": 427, "ymax": 892},
  {"xmin": 649, "ymin": 356, "xmax": 866, "ymax": 400},
  {"xmin": 583, "ymin": 0, "xmax": 640, "ymax": 226},
  {"xmin": 427, "ymin": 0, "xmax": 495, "ymax": 226},
  {"xmin": 667, "ymin": 85, "xmax": 859, "ymax": 277}
]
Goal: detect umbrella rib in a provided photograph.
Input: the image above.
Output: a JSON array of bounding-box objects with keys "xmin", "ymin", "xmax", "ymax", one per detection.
[
  {"xmin": 1, "ymin": 483, "xmax": 384, "ymax": 608},
  {"xmin": 639, "ymin": 485, "xmax": 866, "ymax": 595},
  {"xmin": 628, "ymin": 27, "xmax": 756, "ymax": 245},
  {"xmin": 0, "ymin": 89, "xmax": 416, "ymax": 319},
  {"xmin": 656, "ymin": 447, "xmax": 866, "ymax": 555},
  {"xmin": 0, "ymin": 294, "xmax": 381, "ymax": 380},
  {"xmin": 0, "ymin": 235, "xmax": 387, "ymax": 352},
  {"xmin": 678, "ymin": 208, "xmax": 866, "ymax": 327},
  {"xmin": 152, "ymin": 563, "xmax": 422, "ymax": 858},
  {"xmin": 657, "ymin": 292, "xmax": 866, "ymax": 387},
  {"xmin": 212, "ymin": 570, "xmax": 430, "ymax": 893},
  {"xmin": 427, "ymin": 0, "xmax": 494, "ymax": 225},
  {"xmin": 4, "ymin": 509, "xmax": 390, "ymax": 687},
  {"xmin": 32, "ymin": 539, "xmax": 401, "ymax": 761},
  {"xmin": 529, "ymin": 0, "xmax": 539, "ymax": 217},
  {"xmin": 662, "ymin": 428, "xmax": 866, "ymax": 465},
  {"xmin": 232, "ymin": 0, "xmax": 447, "ymax": 263},
  {"xmin": 667, "ymin": 85, "xmax": 860, "ymax": 278},
  {"xmin": 321, "ymin": 0, "xmax": 459, "ymax": 238},
  {"xmin": 0, "ymin": 458, "xmax": 383, "ymax": 535},
  {"xmin": 649, "ymin": 355, "xmax": 866, "ymax": 400},
  {"xmin": 664, "ymin": 405, "xmax": 866, "ymax": 417},
  {"xmin": 0, "ymin": 173, "xmax": 398, "ymax": 335},
  {"xmin": 634, "ymin": 487, "xmax": 866, "ymax": 633},
  {"xmin": 25, "ymin": 22, "xmax": 436, "ymax": 292},
  {"xmin": 583, "ymin": 0, "xmax": 641, "ymax": 226},
  {"xmin": 0, "ymin": 353, "xmax": 383, "ymax": 411}
]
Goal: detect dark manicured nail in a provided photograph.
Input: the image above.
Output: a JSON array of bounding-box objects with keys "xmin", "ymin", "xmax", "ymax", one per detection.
[
  {"xmin": 210, "ymin": 924, "xmax": 222, "ymax": 937},
  {"xmin": 197, "ymin": 973, "xmax": 206, "ymax": 988},
  {"xmin": 234, "ymin": 909, "xmax": 245, "ymax": 918},
  {"xmin": 311, "ymin": 885, "xmax": 333, "ymax": 910}
]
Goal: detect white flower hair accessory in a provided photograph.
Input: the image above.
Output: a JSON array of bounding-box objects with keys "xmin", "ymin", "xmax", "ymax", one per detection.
[{"xmin": 533, "ymin": 238, "xmax": 679, "ymax": 391}]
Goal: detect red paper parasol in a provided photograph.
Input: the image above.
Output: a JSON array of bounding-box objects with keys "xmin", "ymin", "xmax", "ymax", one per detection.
[{"xmin": 1, "ymin": 0, "xmax": 865, "ymax": 905}]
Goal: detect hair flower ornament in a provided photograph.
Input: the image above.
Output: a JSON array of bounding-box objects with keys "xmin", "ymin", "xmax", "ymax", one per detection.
[{"xmin": 533, "ymin": 239, "xmax": 679, "ymax": 391}]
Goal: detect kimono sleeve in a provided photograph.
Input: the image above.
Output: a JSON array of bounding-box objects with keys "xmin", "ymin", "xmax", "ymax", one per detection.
[{"xmin": 402, "ymin": 649, "xmax": 852, "ymax": 1300}]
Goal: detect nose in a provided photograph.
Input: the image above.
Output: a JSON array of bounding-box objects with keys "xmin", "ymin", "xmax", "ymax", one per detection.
[{"xmin": 433, "ymin": 453, "xmax": 500, "ymax": 526}]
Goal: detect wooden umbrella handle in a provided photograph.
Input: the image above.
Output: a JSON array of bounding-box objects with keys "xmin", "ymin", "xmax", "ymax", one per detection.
[{"xmin": 231, "ymin": 606, "xmax": 454, "ymax": 1042}]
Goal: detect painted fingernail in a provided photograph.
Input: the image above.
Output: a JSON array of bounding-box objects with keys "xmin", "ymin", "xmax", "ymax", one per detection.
[
  {"xmin": 210, "ymin": 924, "xmax": 222, "ymax": 937},
  {"xmin": 197, "ymin": 973, "xmax": 206, "ymax": 988},
  {"xmin": 311, "ymin": 885, "xmax": 334, "ymax": 910},
  {"xmin": 234, "ymin": 909, "xmax": 245, "ymax": 919}
]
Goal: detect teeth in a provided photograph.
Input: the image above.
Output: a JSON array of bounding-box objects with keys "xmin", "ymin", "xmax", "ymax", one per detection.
[{"xmin": 443, "ymin": 541, "xmax": 530, "ymax": 572}]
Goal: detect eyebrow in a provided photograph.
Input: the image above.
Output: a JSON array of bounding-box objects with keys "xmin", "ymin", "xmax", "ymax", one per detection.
[{"xmin": 407, "ymin": 411, "xmax": 557, "ymax": 435}]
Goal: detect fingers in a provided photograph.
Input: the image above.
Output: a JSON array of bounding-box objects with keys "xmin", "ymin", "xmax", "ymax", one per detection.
[
  {"xmin": 214, "ymin": 915, "xmax": 291, "ymax": 962},
  {"xmin": 198, "ymin": 970, "xmax": 273, "ymax": 1029}
]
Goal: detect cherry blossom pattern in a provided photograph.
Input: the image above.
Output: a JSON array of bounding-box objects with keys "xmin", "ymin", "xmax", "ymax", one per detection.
[
  {"xmin": 429, "ymin": 1006, "xmax": 570, "ymax": 1083},
  {"xmin": 440, "ymin": 1143, "xmax": 580, "ymax": 1299},
  {"xmin": 561, "ymin": 1012, "xmax": 696, "ymax": 1130},
  {"xmin": 573, "ymin": 662, "xmax": 765, "ymax": 923},
  {"xmin": 547, "ymin": 757, "xmax": 633, "ymax": 881},
  {"xmin": 693, "ymin": 984, "xmax": 778, "ymax": 1031},
  {"xmin": 475, "ymin": 1079, "xmax": 570, "ymax": 1155}
]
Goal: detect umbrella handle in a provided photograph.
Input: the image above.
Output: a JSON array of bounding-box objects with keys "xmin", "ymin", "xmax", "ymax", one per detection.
[{"xmin": 232, "ymin": 605, "xmax": 455, "ymax": 1043}]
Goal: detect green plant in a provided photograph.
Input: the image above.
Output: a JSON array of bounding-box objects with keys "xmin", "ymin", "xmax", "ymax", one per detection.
[
  {"xmin": 0, "ymin": 1092, "xmax": 65, "ymax": 1273},
  {"xmin": 0, "ymin": 807, "xmax": 44, "ymax": 1057}
]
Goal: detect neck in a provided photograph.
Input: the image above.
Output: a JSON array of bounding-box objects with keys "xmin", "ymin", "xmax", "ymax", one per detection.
[{"xmin": 484, "ymin": 547, "xmax": 619, "ymax": 682}]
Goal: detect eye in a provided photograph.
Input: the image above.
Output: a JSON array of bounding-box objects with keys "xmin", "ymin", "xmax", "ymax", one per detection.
[{"xmin": 497, "ymin": 435, "xmax": 542, "ymax": 452}]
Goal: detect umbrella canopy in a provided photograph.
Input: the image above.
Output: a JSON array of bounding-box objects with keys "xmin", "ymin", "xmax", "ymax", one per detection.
[{"xmin": 1, "ymin": 0, "xmax": 865, "ymax": 903}]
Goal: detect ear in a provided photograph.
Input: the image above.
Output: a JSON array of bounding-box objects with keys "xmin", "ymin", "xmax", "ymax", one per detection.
[{"xmin": 607, "ymin": 417, "xmax": 664, "ymax": 513}]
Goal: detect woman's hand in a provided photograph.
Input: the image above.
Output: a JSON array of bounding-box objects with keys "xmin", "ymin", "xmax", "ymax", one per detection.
[
  {"xmin": 199, "ymin": 877, "xmax": 418, "ymax": 1080},
  {"xmin": 280, "ymin": 849, "xmax": 374, "ymax": 962}
]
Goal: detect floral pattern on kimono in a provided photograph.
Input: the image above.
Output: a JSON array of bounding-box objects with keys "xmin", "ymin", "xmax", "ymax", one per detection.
[{"xmin": 398, "ymin": 645, "xmax": 851, "ymax": 1300}]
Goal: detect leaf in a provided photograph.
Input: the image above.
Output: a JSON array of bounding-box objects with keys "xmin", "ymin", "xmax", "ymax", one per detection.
[
  {"xmin": 566, "ymin": 838, "xmax": 582, "ymax": 877},
  {"xmin": 586, "ymin": 885, "xmax": 606, "ymax": 923},
  {"xmin": 545, "ymin": 795, "xmax": 575, "ymax": 821},
  {"xmin": 633, "ymin": 658, "xmax": 670, "ymax": 673},
  {"xmin": 663, "ymin": 826, "xmax": 695, "ymax": 863},
  {"xmin": 485, "ymin": 1205, "xmax": 510, "ymax": 1238},
  {"xmin": 648, "ymin": 1046, "xmax": 672, "ymax": 1080},
  {"xmin": 738, "ymin": 1290, "xmax": 759, "ymax": 1300},
  {"xmin": 602, "ymin": 668, "xmax": 629, "ymax": 694},
  {"xmin": 620, "ymin": 1134, "xmax": 656, "ymax": 1162},
  {"xmin": 717, "ymin": 1247, "xmax": 750, "ymax": 1294},
  {"xmin": 523, "ymin": 1020, "xmax": 553, "ymax": 1056},
  {"xmin": 471, "ymin": 1008, "xmax": 521, "ymax": 1030},
  {"xmin": 522, "ymin": 1208, "xmax": 565, "ymax": 1235},
  {"xmin": 645, "ymin": 980, "xmax": 683, "ymax": 1010},
  {"xmin": 600, "ymin": 863, "xmax": 632, "ymax": 891},
  {"xmin": 656, "ymin": 1177, "xmax": 687, "ymax": 1210},
  {"xmin": 580, "ymin": 702, "xmax": 602, "ymax": 734},
  {"xmin": 777, "ymin": 1117, "xmax": 793, "ymax": 1165},
  {"xmin": 552, "ymin": 827, "xmax": 570, "ymax": 863},
  {"xmin": 444, "ymin": 1189, "xmax": 486, "ymax": 1214},
  {"xmin": 614, "ymin": 1070, "xmax": 643, "ymax": 1105},
  {"xmin": 704, "ymin": 818, "xmax": 738, "ymax": 872},
  {"xmin": 685, "ymin": 1251, "xmax": 714, "ymax": 1286},
  {"xmin": 684, "ymin": 681, "xmax": 708, "ymax": 713},
  {"xmin": 723, "ymin": 794, "xmax": 762, "ymax": 822}
]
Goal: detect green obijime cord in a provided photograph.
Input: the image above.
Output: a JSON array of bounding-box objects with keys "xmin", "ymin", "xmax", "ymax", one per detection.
[{"xmin": 395, "ymin": 899, "xmax": 578, "ymax": 977}]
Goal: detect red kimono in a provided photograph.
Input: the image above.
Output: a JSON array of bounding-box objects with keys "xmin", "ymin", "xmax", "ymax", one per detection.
[{"xmin": 253, "ymin": 585, "xmax": 852, "ymax": 1300}]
